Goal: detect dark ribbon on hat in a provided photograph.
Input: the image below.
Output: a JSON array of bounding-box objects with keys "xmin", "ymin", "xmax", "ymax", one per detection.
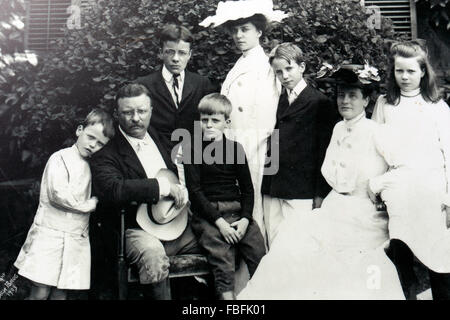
[{"xmin": 147, "ymin": 202, "xmax": 178, "ymax": 225}]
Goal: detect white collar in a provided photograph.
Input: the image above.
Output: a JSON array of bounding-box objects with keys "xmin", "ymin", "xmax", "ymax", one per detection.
[
  {"xmin": 289, "ymin": 78, "xmax": 307, "ymax": 97},
  {"xmin": 162, "ymin": 65, "xmax": 185, "ymax": 83},
  {"xmin": 400, "ymin": 88, "xmax": 421, "ymax": 97},
  {"xmin": 119, "ymin": 126, "xmax": 151, "ymax": 151},
  {"xmin": 343, "ymin": 111, "xmax": 365, "ymax": 128},
  {"xmin": 70, "ymin": 144, "xmax": 84, "ymax": 160},
  {"xmin": 241, "ymin": 44, "xmax": 264, "ymax": 59}
]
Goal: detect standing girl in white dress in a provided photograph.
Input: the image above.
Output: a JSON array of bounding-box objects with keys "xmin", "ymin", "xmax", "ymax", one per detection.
[
  {"xmin": 371, "ymin": 41, "xmax": 450, "ymax": 300},
  {"xmin": 237, "ymin": 66, "xmax": 405, "ymax": 299},
  {"xmin": 200, "ymin": 0, "xmax": 287, "ymax": 241},
  {"xmin": 14, "ymin": 109, "xmax": 114, "ymax": 299}
]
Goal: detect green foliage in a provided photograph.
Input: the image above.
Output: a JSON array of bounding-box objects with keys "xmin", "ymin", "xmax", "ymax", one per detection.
[{"xmin": 0, "ymin": 0, "xmax": 398, "ymax": 180}]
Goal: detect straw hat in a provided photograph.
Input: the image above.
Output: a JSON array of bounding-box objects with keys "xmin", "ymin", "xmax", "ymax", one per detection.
[
  {"xmin": 199, "ymin": 0, "xmax": 288, "ymax": 28},
  {"xmin": 136, "ymin": 169, "xmax": 189, "ymax": 241}
]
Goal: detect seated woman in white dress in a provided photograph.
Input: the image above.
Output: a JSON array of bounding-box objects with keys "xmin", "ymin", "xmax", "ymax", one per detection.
[{"xmin": 237, "ymin": 66, "xmax": 405, "ymax": 299}]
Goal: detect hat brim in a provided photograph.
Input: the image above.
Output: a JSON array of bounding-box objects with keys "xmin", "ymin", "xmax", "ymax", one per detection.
[
  {"xmin": 136, "ymin": 203, "xmax": 188, "ymax": 241},
  {"xmin": 199, "ymin": 0, "xmax": 288, "ymax": 28},
  {"xmin": 136, "ymin": 168, "xmax": 188, "ymax": 241},
  {"xmin": 320, "ymin": 67, "xmax": 377, "ymax": 89}
]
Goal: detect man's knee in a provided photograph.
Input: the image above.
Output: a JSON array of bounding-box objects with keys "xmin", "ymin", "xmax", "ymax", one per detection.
[{"xmin": 136, "ymin": 247, "xmax": 170, "ymax": 284}]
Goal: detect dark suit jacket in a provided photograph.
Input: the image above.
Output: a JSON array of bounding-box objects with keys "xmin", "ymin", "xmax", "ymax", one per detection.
[
  {"xmin": 261, "ymin": 85, "xmax": 339, "ymax": 200},
  {"xmin": 136, "ymin": 69, "xmax": 216, "ymax": 157},
  {"xmin": 88, "ymin": 126, "xmax": 176, "ymax": 297},
  {"xmin": 90, "ymin": 126, "xmax": 176, "ymax": 231}
]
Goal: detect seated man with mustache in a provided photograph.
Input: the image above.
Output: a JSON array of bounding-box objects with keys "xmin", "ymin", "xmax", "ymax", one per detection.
[{"xmin": 90, "ymin": 83, "xmax": 201, "ymax": 299}]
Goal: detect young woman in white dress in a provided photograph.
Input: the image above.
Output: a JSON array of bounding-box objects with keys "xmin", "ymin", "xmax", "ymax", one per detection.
[
  {"xmin": 371, "ymin": 41, "xmax": 450, "ymax": 300},
  {"xmin": 200, "ymin": 0, "xmax": 287, "ymax": 241},
  {"xmin": 237, "ymin": 67, "xmax": 405, "ymax": 299}
]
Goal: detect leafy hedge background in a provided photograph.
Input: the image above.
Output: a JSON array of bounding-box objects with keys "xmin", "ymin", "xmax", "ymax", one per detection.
[{"xmin": 0, "ymin": 0, "xmax": 399, "ymax": 181}]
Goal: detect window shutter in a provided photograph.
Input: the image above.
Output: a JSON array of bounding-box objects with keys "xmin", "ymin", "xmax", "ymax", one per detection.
[
  {"xmin": 364, "ymin": 0, "xmax": 417, "ymax": 39},
  {"xmin": 24, "ymin": 0, "xmax": 94, "ymax": 52}
]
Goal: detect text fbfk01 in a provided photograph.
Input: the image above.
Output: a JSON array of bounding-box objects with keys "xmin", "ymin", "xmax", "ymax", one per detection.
[
  {"xmin": 170, "ymin": 122, "xmax": 280, "ymax": 175},
  {"xmin": 181, "ymin": 304, "xmax": 266, "ymax": 317}
]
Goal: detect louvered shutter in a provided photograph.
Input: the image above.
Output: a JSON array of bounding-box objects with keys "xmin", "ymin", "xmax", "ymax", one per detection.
[
  {"xmin": 364, "ymin": 0, "xmax": 417, "ymax": 39},
  {"xmin": 24, "ymin": 0, "xmax": 94, "ymax": 52}
]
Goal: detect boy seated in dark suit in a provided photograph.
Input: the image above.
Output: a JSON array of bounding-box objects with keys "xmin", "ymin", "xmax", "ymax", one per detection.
[
  {"xmin": 184, "ymin": 93, "xmax": 266, "ymax": 300},
  {"xmin": 262, "ymin": 42, "xmax": 338, "ymax": 247}
]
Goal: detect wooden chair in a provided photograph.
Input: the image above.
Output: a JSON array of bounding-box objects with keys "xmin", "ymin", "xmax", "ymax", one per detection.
[{"xmin": 117, "ymin": 209, "xmax": 211, "ymax": 300}]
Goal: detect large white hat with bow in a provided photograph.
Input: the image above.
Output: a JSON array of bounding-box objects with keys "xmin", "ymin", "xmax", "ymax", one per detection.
[{"xmin": 199, "ymin": 0, "xmax": 288, "ymax": 28}]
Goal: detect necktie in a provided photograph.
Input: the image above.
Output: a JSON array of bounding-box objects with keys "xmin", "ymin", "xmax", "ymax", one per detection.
[
  {"xmin": 288, "ymin": 89, "xmax": 297, "ymax": 105},
  {"xmin": 277, "ymin": 89, "xmax": 290, "ymax": 117},
  {"xmin": 172, "ymin": 74, "xmax": 180, "ymax": 107}
]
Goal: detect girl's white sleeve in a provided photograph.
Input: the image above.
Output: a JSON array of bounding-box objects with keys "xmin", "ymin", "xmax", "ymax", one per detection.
[
  {"xmin": 368, "ymin": 124, "xmax": 396, "ymax": 194},
  {"xmin": 371, "ymin": 95, "xmax": 386, "ymax": 124},
  {"xmin": 436, "ymin": 100, "xmax": 450, "ymax": 206},
  {"xmin": 45, "ymin": 154, "xmax": 97, "ymax": 213}
]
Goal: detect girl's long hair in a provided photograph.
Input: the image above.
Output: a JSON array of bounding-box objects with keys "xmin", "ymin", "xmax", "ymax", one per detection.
[{"xmin": 385, "ymin": 40, "xmax": 441, "ymax": 105}]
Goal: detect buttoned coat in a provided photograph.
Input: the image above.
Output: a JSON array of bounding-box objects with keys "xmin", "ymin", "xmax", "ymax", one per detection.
[
  {"xmin": 136, "ymin": 69, "xmax": 216, "ymax": 156},
  {"xmin": 261, "ymin": 84, "xmax": 339, "ymax": 200}
]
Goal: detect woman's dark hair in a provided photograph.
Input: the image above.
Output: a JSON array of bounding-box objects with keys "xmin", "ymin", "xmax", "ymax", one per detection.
[
  {"xmin": 385, "ymin": 40, "xmax": 440, "ymax": 105},
  {"xmin": 333, "ymin": 68, "xmax": 375, "ymax": 99},
  {"xmin": 223, "ymin": 14, "xmax": 268, "ymax": 35},
  {"xmin": 337, "ymin": 83, "xmax": 373, "ymax": 99}
]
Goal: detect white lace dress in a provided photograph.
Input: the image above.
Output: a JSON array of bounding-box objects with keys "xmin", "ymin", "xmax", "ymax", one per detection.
[
  {"xmin": 238, "ymin": 114, "xmax": 405, "ymax": 299},
  {"xmin": 221, "ymin": 45, "xmax": 280, "ymax": 238}
]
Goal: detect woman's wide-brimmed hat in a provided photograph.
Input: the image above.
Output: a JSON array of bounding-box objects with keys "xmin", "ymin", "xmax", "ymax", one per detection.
[
  {"xmin": 317, "ymin": 62, "xmax": 381, "ymax": 88},
  {"xmin": 199, "ymin": 0, "xmax": 288, "ymax": 28},
  {"xmin": 136, "ymin": 169, "xmax": 189, "ymax": 241}
]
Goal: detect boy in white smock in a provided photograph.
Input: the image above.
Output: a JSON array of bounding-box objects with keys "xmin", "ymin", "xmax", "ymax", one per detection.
[{"xmin": 14, "ymin": 109, "xmax": 115, "ymax": 300}]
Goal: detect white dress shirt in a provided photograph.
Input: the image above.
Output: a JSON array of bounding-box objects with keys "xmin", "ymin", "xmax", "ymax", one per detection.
[
  {"xmin": 287, "ymin": 78, "xmax": 307, "ymax": 105},
  {"xmin": 162, "ymin": 65, "xmax": 185, "ymax": 107},
  {"xmin": 119, "ymin": 126, "xmax": 170, "ymax": 197}
]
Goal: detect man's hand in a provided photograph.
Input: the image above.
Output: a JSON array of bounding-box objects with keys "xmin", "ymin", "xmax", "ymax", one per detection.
[
  {"xmin": 169, "ymin": 183, "xmax": 186, "ymax": 209},
  {"xmin": 230, "ymin": 218, "xmax": 249, "ymax": 241},
  {"xmin": 313, "ymin": 196, "xmax": 324, "ymax": 209},
  {"xmin": 215, "ymin": 217, "xmax": 240, "ymax": 244}
]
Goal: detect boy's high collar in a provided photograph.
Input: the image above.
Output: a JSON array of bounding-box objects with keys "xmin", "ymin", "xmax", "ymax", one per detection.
[
  {"xmin": 287, "ymin": 78, "xmax": 307, "ymax": 95},
  {"xmin": 162, "ymin": 65, "xmax": 185, "ymax": 82}
]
